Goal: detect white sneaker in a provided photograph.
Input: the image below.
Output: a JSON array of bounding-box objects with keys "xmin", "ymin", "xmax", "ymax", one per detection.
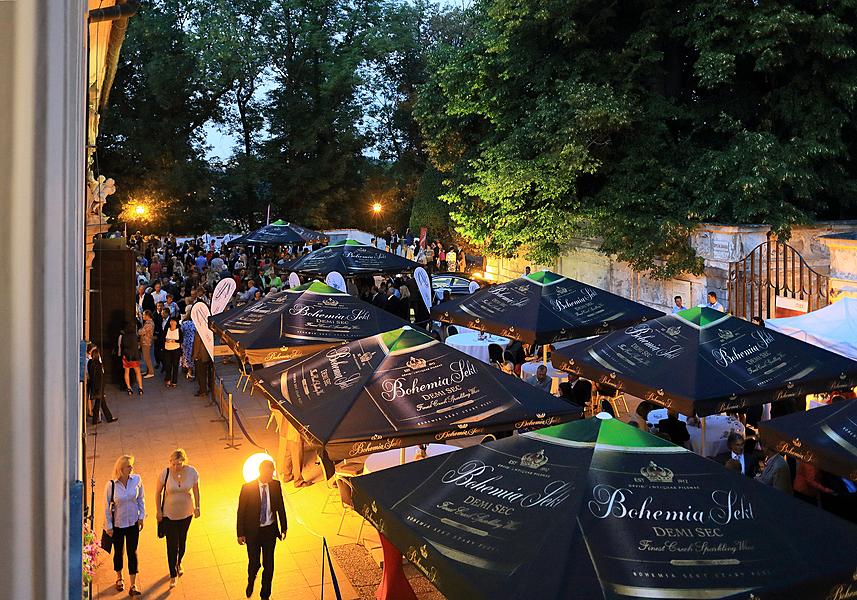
[{"xmin": 144, "ymin": 373, "xmax": 154, "ymax": 379}]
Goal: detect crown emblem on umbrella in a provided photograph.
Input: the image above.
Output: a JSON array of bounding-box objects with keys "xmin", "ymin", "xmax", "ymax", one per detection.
[
  {"xmin": 420, "ymin": 545, "xmax": 429, "ymax": 559},
  {"xmin": 666, "ymin": 326, "xmax": 681, "ymax": 337},
  {"xmin": 520, "ymin": 450, "xmax": 548, "ymax": 469},
  {"xmin": 536, "ymin": 413, "xmax": 546, "ymax": 419},
  {"xmin": 321, "ymin": 298, "xmax": 339, "ymax": 307},
  {"xmin": 371, "ymin": 434, "xmax": 383, "ymax": 440},
  {"xmin": 641, "ymin": 461, "xmax": 674, "ymax": 483},
  {"xmin": 407, "ymin": 356, "xmax": 427, "ymax": 370},
  {"xmin": 716, "ymin": 329, "xmax": 735, "ymax": 342}
]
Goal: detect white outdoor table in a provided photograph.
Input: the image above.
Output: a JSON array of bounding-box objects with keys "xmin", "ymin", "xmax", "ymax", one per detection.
[
  {"xmin": 362, "ymin": 444, "xmax": 461, "ymax": 474},
  {"xmin": 520, "ymin": 361, "xmax": 568, "ymax": 395},
  {"xmin": 647, "ymin": 410, "xmax": 744, "ymax": 457},
  {"xmin": 445, "ymin": 332, "xmax": 510, "ymax": 364}
]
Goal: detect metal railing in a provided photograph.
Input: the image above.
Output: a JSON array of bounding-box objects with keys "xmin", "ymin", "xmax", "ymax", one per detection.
[{"xmin": 210, "ymin": 376, "xmax": 240, "ymax": 450}]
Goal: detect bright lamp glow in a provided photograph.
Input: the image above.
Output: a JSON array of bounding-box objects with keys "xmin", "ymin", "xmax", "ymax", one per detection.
[
  {"xmin": 242, "ymin": 452, "xmax": 275, "ymax": 483},
  {"xmin": 371, "ymin": 202, "xmax": 382, "ymax": 214},
  {"xmin": 134, "ymin": 204, "xmax": 146, "ymax": 216}
]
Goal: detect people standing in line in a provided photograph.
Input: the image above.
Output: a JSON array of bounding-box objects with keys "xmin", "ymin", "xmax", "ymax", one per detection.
[
  {"xmin": 153, "ymin": 302, "xmax": 166, "ymax": 371},
  {"xmin": 88, "ymin": 346, "xmax": 116, "ymax": 425},
  {"xmin": 120, "ymin": 322, "xmax": 144, "ymax": 396},
  {"xmin": 156, "ymin": 449, "xmax": 201, "ymax": 590},
  {"xmin": 139, "ymin": 310, "xmax": 155, "ymax": 378},
  {"xmin": 163, "ymin": 317, "xmax": 183, "ymax": 388},
  {"xmin": 180, "ymin": 308, "xmax": 196, "ymax": 381},
  {"xmin": 104, "ymin": 455, "xmax": 145, "ymax": 596},
  {"xmin": 237, "ymin": 460, "xmax": 287, "ymax": 600},
  {"xmin": 671, "ymin": 295, "xmax": 685, "ymax": 314}
]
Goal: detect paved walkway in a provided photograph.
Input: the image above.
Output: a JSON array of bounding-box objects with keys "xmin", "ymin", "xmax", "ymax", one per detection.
[{"xmin": 88, "ymin": 360, "xmax": 376, "ymax": 600}]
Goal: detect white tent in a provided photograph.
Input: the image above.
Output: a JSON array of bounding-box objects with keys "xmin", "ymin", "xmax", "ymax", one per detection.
[{"xmin": 766, "ymin": 297, "xmax": 857, "ymax": 361}]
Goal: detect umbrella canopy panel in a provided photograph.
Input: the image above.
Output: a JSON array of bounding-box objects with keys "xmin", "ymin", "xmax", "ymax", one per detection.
[
  {"xmin": 243, "ymin": 219, "xmax": 328, "ymax": 245},
  {"xmin": 431, "ymin": 270, "xmax": 663, "ymax": 345},
  {"xmin": 352, "ymin": 416, "xmax": 857, "ymax": 600},
  {"xmin": 760, "ymin": 400, "xmax": 857, "ymax": 481},
  {"xmin": 209, "ymin": 281, "xmax": 406, "ymax": 364},
  {"xmin": 284, "ymin": 239, "xmax": 419, "ymax": 277},
  {"xmin": 251, "ymin": 326, "xmax": 581, "ymax": 459},
  {"xmin": 552, "ymin": 306, "xmax": 857, "ymax": 417},
  {"xmin": 766, "ymin": 297, "xmax": 857, "ymax": 361}
]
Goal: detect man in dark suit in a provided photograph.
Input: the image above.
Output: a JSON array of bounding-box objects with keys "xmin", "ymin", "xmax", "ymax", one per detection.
[
  {"xmin": 237, "ymin": 460, "xmax": 288, "ymax": 599},
  {"xmin": 715, "ymin": 432, "xmax": 759, "ymax": 478},
  {"xmin": 657, "ymin": 410, "xmax": 691, "ymax": 448}
]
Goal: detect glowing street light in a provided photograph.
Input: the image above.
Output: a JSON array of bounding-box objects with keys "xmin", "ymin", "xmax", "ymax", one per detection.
[
  {"xmin": 371, "ymin": 202, "xmax": 382, "ymax": 214},
  {"xmin": 242, "ymin": 452, "xmax": 275, "ymax": 483},
  {"xmin": 134, "ymin": 204, "xmax": 147, "ymax": 216}
]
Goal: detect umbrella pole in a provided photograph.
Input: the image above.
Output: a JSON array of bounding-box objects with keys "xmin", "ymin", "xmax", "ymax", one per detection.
[
  {"xmin": 400, "ymin": 448, "xmax": 406, "ymax": 465},
  {"xmin": 542, "ymin": 344, "xmax": 548, "ymax": 366},
  {"xmin": 701, "ymin": 417, "xmax": 707, "ymax": 457}
]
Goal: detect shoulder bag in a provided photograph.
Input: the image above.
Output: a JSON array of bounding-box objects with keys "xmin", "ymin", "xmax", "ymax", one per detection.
[
  {"xmin": 157, "ymin": 468, "xmax": 169, "ymax": 538},
  {"xmin": 100, "ymin": 480, "xmax": 115, "ymax": 553}
]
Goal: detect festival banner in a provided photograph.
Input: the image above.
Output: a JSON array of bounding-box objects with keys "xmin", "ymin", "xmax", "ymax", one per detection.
[
  {"xmin": 190, "ymin": 301, "xmax": 214, "ymax": 358},
  {"xmin": 553, "ymin": 306, "xmax": 857, "ymax": 417},
  {"xmin": 351, "ymin": 416, "xmax": 857, "ymax": 600},
  {"xmin": 288, "ymin": 272, "xmax": 301, "ymax": 288},
  {"xmin": 432, "ymin": 270, "xmax": 662, "ymax": 345},
  {"xmin": 211, "ymin": 277, "xmax": 236, "ymax": 315},
  {"xmin": 251, "ymin": 326, "xmax": 580, "ymax": 459},
  {"xmin": 414, "ymin": 267, "xmax": 432, "ymax": 312},
  {"xmin": 324, "ymin": 270, "xmax": 347, "ymax": 293}
]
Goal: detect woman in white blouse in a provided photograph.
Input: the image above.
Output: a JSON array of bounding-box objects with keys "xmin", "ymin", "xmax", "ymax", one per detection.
[
  {"xmin": 104, "ymin": 454, "xmax": 145, "ymax": 596},
  {"xmin": 156, "ymin": 448, "xmax": 201, "ymax": 589}
]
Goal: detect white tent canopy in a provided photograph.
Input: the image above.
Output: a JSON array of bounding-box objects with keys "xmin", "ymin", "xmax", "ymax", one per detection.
[{"xmin": 766, "ymin": 297, "xmax": 857, "ymax": 360}]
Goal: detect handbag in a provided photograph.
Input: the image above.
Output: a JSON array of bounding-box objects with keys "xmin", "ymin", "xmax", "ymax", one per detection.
[
  {"xmin": 157, "ymin": 468, "xmax": 169, "ymax": 539},
  {"xmin": 100, "ymin": 480, "xmax": 115, "ymax": 553}
]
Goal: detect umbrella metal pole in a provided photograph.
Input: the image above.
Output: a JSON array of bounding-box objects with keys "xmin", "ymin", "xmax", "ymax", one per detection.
[
  {"xmin": 701, "ymin": 417, "xmax": 707, "ymax": 457},
  {"xmin": 543, "ymin": 344, "xmax": 548, "ymax": 366},
  {"xmin": 400, "ymin": 448, "xmax": 406, "ymax": 465}
]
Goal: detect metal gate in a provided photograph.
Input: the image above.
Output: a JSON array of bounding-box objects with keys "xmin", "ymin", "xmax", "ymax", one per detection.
[{"xmin": 728, "ymin": 238, "xmax": 829, "ymax": 320}]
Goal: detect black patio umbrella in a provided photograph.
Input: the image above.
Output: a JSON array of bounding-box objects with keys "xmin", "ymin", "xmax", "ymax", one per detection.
[
  {"xmin": 552, "ymin": 306, "xmax": 857, "ymax": 417},
  {"xmin": 251, "ymin": 326, "xmax": 581, "ymax": 460},
  {"xmin": 242, "ymin": 219, "xmax": 328, "ymax": 245},
  {"xmin": 209, "ymin": 281, "xmax": 407, "ymax": 365},
  {"xmin": 351, "ymin": 415, "xmax": 857, "ymax": 600},
  {"xmin": 431, "ymin": 270, "xmax": 663, "ymax": 346},
  {"xmin": 760, "ymin": 400, "xmax": 857, "ymax": 481},
  {"xmin": 284, "ymin": 239, "xmax": 419, "ymax": 277}
]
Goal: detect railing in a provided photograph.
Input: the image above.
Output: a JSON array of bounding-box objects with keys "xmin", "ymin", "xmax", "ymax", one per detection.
[
  {"xmin": 210, "ymin": 376, "xmax": 240, "ymax": 450},
  {"xmin": 728, "ymin": 238, "xmax": 829, "ymax": 320}
]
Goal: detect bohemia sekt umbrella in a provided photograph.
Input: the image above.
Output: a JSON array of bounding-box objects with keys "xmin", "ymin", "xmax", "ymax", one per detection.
[
  {"xmin": 351, "ymin": 414, "xmax": 857, "ymax": 600},
  {"xmin": 209, "ymin": 281, "xmax": 406, "ymax": 365},
  {"xmin": 431, "ymin": 270, "xmax": 663, "ymax": 345},
  {"xmin": 551, "ymin": 306, "xmax": 857, "ymax": 417},
  {"xmin": 250, "ymin": 326, "xmax": 581, "ymax": 460},
  {"xmin": 760, "ymin": 400, "xmax": 857, "ymax": 482},
  {"xmin": 284, "ymin": 239, "xmax": 419, "ymax": 277},
  {"xmin": 244, "ymin": 219, "xmax": 328, "ymax": 245}
]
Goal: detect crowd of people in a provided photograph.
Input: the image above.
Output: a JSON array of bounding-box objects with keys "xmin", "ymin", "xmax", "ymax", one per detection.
[{"xmin": 371, "ymin": 226, "xmax": 471, "ymax": 274}]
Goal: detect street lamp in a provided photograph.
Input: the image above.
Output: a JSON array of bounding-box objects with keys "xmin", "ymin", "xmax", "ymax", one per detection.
[
  {"xmin": 134, "ymin": 204, "xmax": 147, "ymax": 217},
  {"xmin": 372, "ymin": 202, "xmax": 382, "ymax": 214}
]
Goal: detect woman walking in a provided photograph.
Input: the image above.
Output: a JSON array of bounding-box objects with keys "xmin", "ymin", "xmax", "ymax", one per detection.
[
  {"xmin": 88, "ymin": 346, "xmax": 116, "ymax": 424},
  {"xmin": 180, "ymin": 308, "xmax": 196, "ymax": 380},
  {"xmin": 139, "ymin": 310, "xmax": 155, "ymax": 378},
  {"xmin": 163, "ymin": 317, "xmax": 183, "ymax": 388},
  {"xmin": 120, "ymin": 323, "xmax": 144, "ymax": 396},
  {"xmin": 156, "ymin": 449, "xmax": 201, "ymax": 589},
  {"xmin": 104, "ymin": 455, "xmax": 145, "ymax": 596}
]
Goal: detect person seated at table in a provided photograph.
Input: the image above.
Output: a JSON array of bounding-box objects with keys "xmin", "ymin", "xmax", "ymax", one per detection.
[
  {"xmin": 503, "ymin": 351, "xmax": 521, "ymax": 376},
  {"xmin": 488, "ymin": 343, "xmax": 504, "ymax": 368},
  {"xmin": 500, "ymin": 361, "xmax": 516, "ymax": 375},
  {"xmin": 715, "ymin": 432, "xmax": 758, "ymax": 478},
  {"xmin": 657, "ymin": 410, "xmax": 690, "ymax": 448},
  {"xmin": 526, "ymin": 365, "xmax": 552, "ymax": 392},
  {"xmin": 505, "ymin": 340, "xmax": 526, "ymax": 366},
  {"xmin": 558, "ymin": 380, "xmax": 590, "ymax": 410}
]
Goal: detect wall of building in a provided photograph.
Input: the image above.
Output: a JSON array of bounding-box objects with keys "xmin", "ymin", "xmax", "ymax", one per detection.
[
  {"xmin": 485, "ymin": 222, "xmax": 857, "ymax": 313},
  {"xmin": 0, "ymin": 1, "xmax": 86, "ymax": 598}
]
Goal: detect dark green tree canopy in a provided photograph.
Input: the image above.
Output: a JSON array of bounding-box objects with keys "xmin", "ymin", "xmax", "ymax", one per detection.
[{"xmin": 416, "ymin": 0, "xmax": 857, "ymax": 278}]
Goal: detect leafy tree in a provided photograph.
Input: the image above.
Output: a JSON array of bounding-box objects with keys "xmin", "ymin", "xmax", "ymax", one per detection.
[
  {"xmin": 416, "ymin": 0, "xmax": 857, "ymax": 278},
  {"xmin": 409, "ymin": 166, "xmax": 451, "ymax": 239}
]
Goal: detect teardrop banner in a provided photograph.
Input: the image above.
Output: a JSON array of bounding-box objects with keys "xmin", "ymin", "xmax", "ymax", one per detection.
[
  {"xmin": 288, "ymin": 272, "xmax": 301, "ymax": 288},
  {"xmin": 190, "ymin": 301, "xmax": 214, "ymax": 358},
  {"xmin": 325, "ymin": 270, "xmax": 347, "ymax": 293},
  {"xmin": 211, "ymin": 277, "xmax": 236, "ymax": 315},
  {"xmin": 414, "ymin": 267, "xmax": 431, "ymax": 312}
]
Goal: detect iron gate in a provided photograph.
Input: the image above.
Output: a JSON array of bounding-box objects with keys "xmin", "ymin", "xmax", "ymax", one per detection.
[{"xmin": 728, "ymin": 238, "xmax": 829, "ymax": 320}]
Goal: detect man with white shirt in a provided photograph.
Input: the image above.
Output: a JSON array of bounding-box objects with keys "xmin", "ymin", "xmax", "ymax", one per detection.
[
  {"xmin": 702, "ymin": 291, "xmax": 725, "ymax": 311},
  {"xmin": 237, "ymin": 460, "xmax": 287, "ymax": 600},
  {"xmin": 151, "ymin": 281, "xmax": 167, "ymax": 305},
  {"xmin": 716, "ymin": 432, "xmax": 758, "ymax": 478}
]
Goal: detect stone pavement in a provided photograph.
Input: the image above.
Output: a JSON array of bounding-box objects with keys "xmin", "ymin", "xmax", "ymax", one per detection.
[{"xmin": 88, "ymin": 360, "xmax": 381, "ymax": 600}]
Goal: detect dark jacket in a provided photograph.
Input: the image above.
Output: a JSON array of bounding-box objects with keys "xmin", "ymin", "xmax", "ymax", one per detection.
[
  {"xmin": 142, "ymin": 293, "xmax": 156, "ymax": 314},
  {"xmin": 237, "ymin": 479, "xmax": 287, "ymax": 541},
  {"xmin": 120, "ymin": 331, "xmax": 141, "ymax": 361},
  {"xmin": 191, "ymin": 332, "xmax": 211, "ymax": 364},
  {"xmin": 87, "ymin": 357, "xmax": 105, "ymax": 398},
  {"xmin": 657, "ymin": 417, "xmax": 690, "ymax": 445},
  {"xmin": 715, "ymin": 449, "xmax": 760, "ymax": 478}
]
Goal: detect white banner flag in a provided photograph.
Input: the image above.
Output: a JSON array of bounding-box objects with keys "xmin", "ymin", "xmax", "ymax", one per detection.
[
  {"xmin": 414, "ymin": 267, "xmax": 432, "ymax": 311},
  {"xmin": 190, "ymin": 301, "xmax": 214, "ymax": 358},
  {"xmin": 288, "ymin": 272, "xmax": 301, "ymax": 288},
  {"xmin": 211, "ymin": 277, "xmax": 236, "ymax": 315},
  {"xmin": 325, "ymin": 271, "xmax": 347, "ymax": 293}
]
